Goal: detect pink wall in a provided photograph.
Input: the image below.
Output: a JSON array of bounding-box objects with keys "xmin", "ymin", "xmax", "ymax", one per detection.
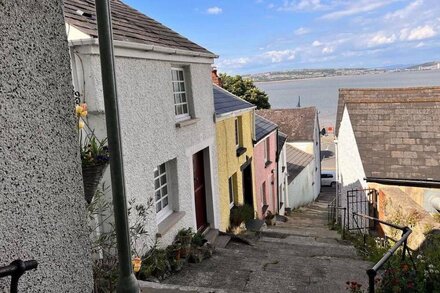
[{"xmin": 253, "ymin": 131, "xmax": 278, "ymax": 219}]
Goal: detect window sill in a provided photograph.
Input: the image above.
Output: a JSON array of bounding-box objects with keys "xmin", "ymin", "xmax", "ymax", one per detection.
[
  {"xmin": 236, "ymin": 147, "xmax": 247, "ymax": 157},
  {"xmin": 265, "ymin": 160, "xmax": 272, "ymax": 168},
  {"xmin": 175, "ymin": 118, "xmax": 200, "ymax": 128},
  {"xmin": 156, "ymin": 211, "xmax": 186, "ymax": 237}
]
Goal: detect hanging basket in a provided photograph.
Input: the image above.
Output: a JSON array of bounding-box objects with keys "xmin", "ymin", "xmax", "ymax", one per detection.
[{"xmin": 82, "ymin": 162, "xmax": 109, "ymax": 204}]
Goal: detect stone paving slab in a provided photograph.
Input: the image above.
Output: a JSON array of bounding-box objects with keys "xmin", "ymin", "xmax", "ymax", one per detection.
[{"xmin": 142, "ymin": 187, "xmax": 372, "ymax": 293}]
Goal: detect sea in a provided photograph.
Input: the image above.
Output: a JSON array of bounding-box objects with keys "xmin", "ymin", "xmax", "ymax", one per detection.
[{"xmin": 256, "ymin": 70, "xmax": 440, "ymax": 127}]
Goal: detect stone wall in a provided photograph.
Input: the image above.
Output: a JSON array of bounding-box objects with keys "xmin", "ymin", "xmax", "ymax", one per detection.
[{"xmin": 0, "ymin": 1, "xmax": 92, "ymax": 291}]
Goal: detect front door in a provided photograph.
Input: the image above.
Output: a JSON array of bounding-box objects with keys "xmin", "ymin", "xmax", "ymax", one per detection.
[
  {"xmin": 242, "ymin": 164, "xmax": 253, "ymax": 207},
  {"xmin": 193, "ymin": 150, "xmax": 207, "ymax": 230}
]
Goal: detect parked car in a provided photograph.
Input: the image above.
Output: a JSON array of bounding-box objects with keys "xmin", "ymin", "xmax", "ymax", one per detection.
[{"xmin": 321, "ymin": 171, "xmax": 336, "ymax": 187}]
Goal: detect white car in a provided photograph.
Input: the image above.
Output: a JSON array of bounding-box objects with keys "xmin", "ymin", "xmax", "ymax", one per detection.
[{"xmin": 321, "ymin": 171, "xmax": 336, "ymax": 187}]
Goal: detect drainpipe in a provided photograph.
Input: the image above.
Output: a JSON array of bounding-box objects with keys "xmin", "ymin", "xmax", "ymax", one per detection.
[{"xmin": 94, "ymin": 1, "xmax": 139, "ymax": 292}]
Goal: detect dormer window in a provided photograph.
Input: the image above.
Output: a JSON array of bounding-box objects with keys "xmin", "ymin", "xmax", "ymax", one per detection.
[{"xmin": 235, "ymin": 118, "xmax": 240, "ymax": 149}]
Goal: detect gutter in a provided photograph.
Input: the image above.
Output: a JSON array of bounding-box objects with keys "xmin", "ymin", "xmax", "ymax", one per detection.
[
  {"xmin": 365, "ymin": 177, "xmax": 440, "ymax": 189},
  {"xmin": 214, "ymin": 106, "xmax": 257, "ymax": 122},
  {"xmin": 68, "ymin": 38, "xmax": 219, "ymax": 59}
]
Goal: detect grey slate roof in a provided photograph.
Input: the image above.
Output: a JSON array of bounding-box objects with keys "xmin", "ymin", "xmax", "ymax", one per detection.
[
  {"xmin": 255, "ymin": 114, "xmax": 278, "ymax": 143},
  {"xmin": 286, "ymin": 145, "xmax": 314, "ymax": 184},
  {"xmin": 256, "ymin": 108, "xmax": 317, "ymax": 142},
  {"xmin": 64, "ymin": 0, "xmax": 215, "ymax": 56},
  {"xmin": 336, "ymin": 87, "xmax": 440, "ymax": 181},
  {"xmin": 213, "ymin": 85, "xmax": 255, "ymax": 116}
]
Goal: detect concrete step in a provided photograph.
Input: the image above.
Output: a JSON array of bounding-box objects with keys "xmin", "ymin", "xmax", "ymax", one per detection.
[
  {"xmin": 214, "ymin": 235, "xmax": 231, "ymax": 248},
  {"xmin": 203, "ymin": 227, "xmax": 219, "ymax": 244}
]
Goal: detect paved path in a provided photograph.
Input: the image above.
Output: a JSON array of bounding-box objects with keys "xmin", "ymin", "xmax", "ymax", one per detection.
[{"xmin": 142, "ymin": 187, "xmax": 372, "ymax": 293}]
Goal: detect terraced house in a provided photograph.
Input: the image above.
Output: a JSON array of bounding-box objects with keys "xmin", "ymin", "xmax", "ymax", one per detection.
[
  {"xmin": 212, "ymin": 84, "xmax": 256, "ymax": 231},
  {"xmin": 64, "ymin": 0, "xmax": 220, "ymax": 249}
]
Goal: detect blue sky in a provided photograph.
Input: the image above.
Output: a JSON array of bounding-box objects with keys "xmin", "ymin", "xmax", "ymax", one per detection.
[{"xmin": 124, "ymin": 0, "xmax": 440, "ymax": 74}]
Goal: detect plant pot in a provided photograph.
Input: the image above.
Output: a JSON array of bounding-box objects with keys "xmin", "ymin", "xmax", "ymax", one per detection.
[
  {"xmin": 189, "ymin": 247, "xmax": 204, "ymax": 263},
  {"xmin": 180, "ymin": 244, "xmax": 191, "ymax": 258},
  {"xmin": 82, "ymin": 162, "xmax": 109, "ymax": 203}
]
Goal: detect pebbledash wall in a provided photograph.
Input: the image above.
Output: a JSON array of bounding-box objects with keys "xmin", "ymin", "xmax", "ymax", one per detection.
[
  {"xmin": 69, "ymin": 40, "xmax": 220, "ymax": 249},
  {"xmin": 0, "ymin": 1, "xmax": 92, "ymax": 292},
  {"xmin": 254, "ymin": 132, "xmax": 278, "ymax": 219},
  {"xmin": 335, "ymin": 106, "xmax": 368, "ymax": 222}
]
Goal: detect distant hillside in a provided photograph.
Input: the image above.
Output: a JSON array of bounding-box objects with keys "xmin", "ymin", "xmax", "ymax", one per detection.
[{"xmin": 245, "ymin": 61, "xmax": 440, "ymax": 82}]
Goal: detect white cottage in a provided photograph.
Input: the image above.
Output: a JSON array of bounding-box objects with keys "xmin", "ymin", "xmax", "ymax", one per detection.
[
  {"xmin": 257, "ymin": 108, "xmax": 321, "ymax": 210},
  {"xmin": 64, "ymin": 0, "xmax": 220, "ymax": 248}
]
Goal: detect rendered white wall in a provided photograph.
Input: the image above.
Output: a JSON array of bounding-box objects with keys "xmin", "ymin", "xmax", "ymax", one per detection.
[
  {"xmin": 288, "ymin": 163, "xmax": 315, "ymax": 208},
  {"xmin": 70, "ymin": 45, "xmax": 219, "ymax": 251},
  {"xmin": 336, "ymin": 106, "xmax": 368, "ymax": 218}
]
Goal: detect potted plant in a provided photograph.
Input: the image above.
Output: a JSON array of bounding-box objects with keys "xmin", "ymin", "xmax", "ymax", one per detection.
[
  {"xmin": 176, "ymin": 228, "xmax": 193, "ymax": 258},
  {"xmin": 76, "ymin": 103, "xmax": 110, "ymax": 203},
  {"xmin": 167, "ymin": 242, "xmax": 181, "ymax": 261}
]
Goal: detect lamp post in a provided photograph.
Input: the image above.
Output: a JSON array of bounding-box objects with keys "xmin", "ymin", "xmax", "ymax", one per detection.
[{"xmin": 94, "ymin": 1, "xmax": 139, "ymax": 292}]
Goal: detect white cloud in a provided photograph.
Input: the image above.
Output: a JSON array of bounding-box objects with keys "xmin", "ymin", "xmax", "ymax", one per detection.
[
  {"xmin": 268, "ymin": 3, "xmax": 275, "ymax": 9},
  {"xmin": 321, "ymin": 0, "xmax": 396, "ymax": 20},
  {"xmin": 384, "ymin": 0, "xmax": 423, "ymax": 20},
  {"xmin": 312, "ymin": 40, "xmax": 322, "ymax": 47},
  {"xmin": 216, "ymin": 57, "xmax": 251, "ymax": 69},
  {"xmin": 294, "ymin": 27, "xmax": 310, "ymax": 35},
  {"xmin": 278, "ymin": 0, "xmax": 326, "ymax": 12},
  {"xmin": 416, "ymin": 42, "xmax": 425, "ymax": 48},
  {"xmin": 367, "ymin": 32, "xmax": 397, "ymax": 47},
  {"xmin": 322, "ymin": 46, "xmax": 334, "ymax": 54},
  {"xmin": 206, "ymin": 6, "xmax": 223, "ymax": 15},
  {"xmin": 262, "ymin": 49, "xmax": 296, "ymax": 63},
  {"xmin": 400, "ymin": 25, "xmax": 437, "ymax": 41}
]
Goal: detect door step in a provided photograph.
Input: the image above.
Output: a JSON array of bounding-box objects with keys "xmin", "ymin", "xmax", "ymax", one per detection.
[
  {"xmin": 213, "ymin": 235, "xmax": 231, "ymax": 248},
  {"xmin": 202, "ymin": 227, "xmax": 219, "ymax": 244}
]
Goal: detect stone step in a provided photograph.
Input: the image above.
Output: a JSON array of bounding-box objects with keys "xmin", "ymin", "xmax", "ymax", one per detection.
[
  {"xmin": 203, "ymin": 228, "xmax": 219, "ymax": 244},
  {"xmin": 214, "ymin": 235, "xmax": 231, "ymax": 248}
]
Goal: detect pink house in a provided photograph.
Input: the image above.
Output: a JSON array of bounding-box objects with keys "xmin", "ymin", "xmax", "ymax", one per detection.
[{"xmin": 254, "ymin": 114, "xmax": 278, "ymax": 219}]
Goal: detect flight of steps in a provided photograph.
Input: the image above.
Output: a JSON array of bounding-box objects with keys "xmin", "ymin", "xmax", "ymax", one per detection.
[{"xmin": 202, "ymin": 227, "xmax": 231, "ymax": 248}]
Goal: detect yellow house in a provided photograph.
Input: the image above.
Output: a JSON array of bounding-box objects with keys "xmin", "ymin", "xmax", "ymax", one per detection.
[{"xmin": 212, "ymin": 84, "xmax": 256, "ymax": 231}]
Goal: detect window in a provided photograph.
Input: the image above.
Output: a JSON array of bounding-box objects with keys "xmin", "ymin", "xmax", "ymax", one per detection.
[
  {"xmin": 234, "ymin": 118, "xmax": 241, "ymax": 149},
  {"xmin": 172, "ymin": 67, "xmax": 189, "ymax": 120},
  {"xmin": 228, "ymin": 175, "xmax": 236, "ymax": 208},
  {"xmin": 154, "ymin": 163, "xmax": 172, "ymax": 222},
  {"xmin": 264, "ymin": 138, "xmax": 270, "ymax": 163},
  {"xmin": 261, "ymin": 182, "xmax": 267, "ymax": 205}
]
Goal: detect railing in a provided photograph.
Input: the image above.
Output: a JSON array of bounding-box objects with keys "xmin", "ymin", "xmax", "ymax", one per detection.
[
  {"xmin": 0, "ymin": 259, "xmax": 38, "ymax": 293},
  {"xmin": 352, "ymin": 212, "xmax": 413, "ymax": 293},
  {"xmin": 327, "ymin": 198, "xmax": 347, "ymax": 239}
]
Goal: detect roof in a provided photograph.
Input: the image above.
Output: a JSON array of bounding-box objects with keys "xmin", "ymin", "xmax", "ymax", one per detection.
[
  {"xmin": 64, "ymin": 0, "xmax": 215, "ymax": 56},
  {"xmin": 336, "ymin": 87, "xmax": 440, "ymax": 182},
  {"xmin": 286, "ymin": 145, "xmax": 314, "ymax": 183},
  {"xmin": 278, "ymin": 131, "xmax": 288, "ymax": 151},
  {"xmin": 255, "ymin": 114, "xmax": 278, "ymax": 143},
  {"xmin": 256, "ymin": 108, "xmax": 317, "ymax": 142},
  {"xmin": 213, "ymin": 85, "xmax": 255, "ymax": 116}
]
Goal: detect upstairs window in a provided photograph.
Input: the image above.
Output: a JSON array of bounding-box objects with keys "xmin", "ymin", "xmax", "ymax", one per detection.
[
  {"xmin": 264, "ymin": 138, "xmax": 270, "ymax": 163},
  {"xmin": 172, "ymin": 67, "xmax": 189, "ymax": 121},
  {"xmin": 235, "ymin": 117, "xmax": 242, "ymax": 149}
]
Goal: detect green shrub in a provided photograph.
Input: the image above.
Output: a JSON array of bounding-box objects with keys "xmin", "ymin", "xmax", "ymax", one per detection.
[{"xmin": 230, "ymin": 204, "xmax": 254, "ymax": 227}]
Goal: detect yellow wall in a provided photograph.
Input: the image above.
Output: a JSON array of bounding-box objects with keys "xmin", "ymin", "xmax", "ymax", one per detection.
[{"xmin": 215, "ymin": 110, "xmax": 256, "ymax": 231}]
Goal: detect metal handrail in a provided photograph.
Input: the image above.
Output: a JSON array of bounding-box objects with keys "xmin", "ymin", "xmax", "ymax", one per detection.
[
  {"xmin": 352, "ymin": 212, "xmax": 412, "ymax": 293},
  {"xmin": 0, "ymin": 259, "xmax": 38, "ymax": 293}
]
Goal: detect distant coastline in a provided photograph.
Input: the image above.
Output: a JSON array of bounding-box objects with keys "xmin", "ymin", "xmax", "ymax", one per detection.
[{"xmin": 247, "ymin": 61, "xmax": 440, "ymax": 83}]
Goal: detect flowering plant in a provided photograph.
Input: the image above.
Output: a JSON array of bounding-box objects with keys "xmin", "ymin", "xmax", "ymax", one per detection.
[{"xmin": 76, "ymin": 103, "xmax": 110, "ymax": 166}]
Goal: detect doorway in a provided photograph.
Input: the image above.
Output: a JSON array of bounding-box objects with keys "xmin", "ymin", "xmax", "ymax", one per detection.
[
  {"xmin": 193, "ymin": 150, "xmax": 208, "ymax": 230},
  {"xmin": 242, "ymin": 164, "xmax": 253, "ymax": 207}
]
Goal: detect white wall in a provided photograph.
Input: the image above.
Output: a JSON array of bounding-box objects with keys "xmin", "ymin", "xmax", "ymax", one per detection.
[
  {"xmin": 69, "ymin": 43, "xmax": 219, "ymax": 251},
  {"xmin": 277, "ymin": 143, "xmax": 289, "ymax": 214},
  {"xmin": 336, "ymin": 106, "xmax": 368, "ymax": 222},
  {"xmin": 288, "ymin": 162, "xmax": 315, "ymax": 208}
]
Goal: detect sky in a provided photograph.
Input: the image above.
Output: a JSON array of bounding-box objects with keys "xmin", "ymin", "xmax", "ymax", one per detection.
[{"xmin": 123, "ymin": 0, "xmax": 440, "ymax": 74}]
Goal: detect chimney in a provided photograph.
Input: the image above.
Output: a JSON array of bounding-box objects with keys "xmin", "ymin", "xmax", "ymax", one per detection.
[{"xmin": 211, "ymin": 67, "xmax": 222, "ymax": 87}]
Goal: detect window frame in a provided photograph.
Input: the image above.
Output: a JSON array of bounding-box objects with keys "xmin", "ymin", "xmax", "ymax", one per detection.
[
  {"xmin": 154, "ymin": 162, "xmax": 173, "ymax": 223},
  {"xmin": 261, "ymin": 181, "xmax": 267, "ymax": 206},
  {"xmin": 264, "ymin": 138, "xmax": 270, "ymax": 163},
  {"xmin": 234, "ymin": 118, "xmax": 241, "ymax": 149},
  {"xmin": 228, "ymin": 175, "xmax": 235, "ymax": 208},
  {"xmin": 171, "ymin": 67, "xmax": 190, "ymax": 122}
]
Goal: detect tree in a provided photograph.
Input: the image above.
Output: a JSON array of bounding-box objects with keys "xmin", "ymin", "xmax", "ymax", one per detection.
[{"xmin": 219, "ymin": 73, "xmax": 271, "ymax": 109}]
